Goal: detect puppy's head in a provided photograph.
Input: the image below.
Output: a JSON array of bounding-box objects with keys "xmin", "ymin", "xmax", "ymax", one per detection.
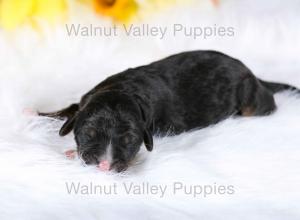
[{"xmin": 61, "ymin": 92, "xmax": 153, "ymax": 172}]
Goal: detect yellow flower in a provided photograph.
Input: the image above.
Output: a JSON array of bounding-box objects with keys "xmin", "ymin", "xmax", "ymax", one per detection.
[
  {"xmin": 0, "ymin": 0, "xmax": 67, "ymax": 30},
  {"xmin": 92, "ymin": 0, "xmax": 138, "ymax": 22},
  {"xmin": 34, "ymin": 0, "xmax": 67, "ymax": 22}
]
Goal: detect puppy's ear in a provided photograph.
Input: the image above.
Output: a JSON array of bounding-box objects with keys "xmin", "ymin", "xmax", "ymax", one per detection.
[
  {"xmin": 143, "ymin": 129, "xmax": 153, "ymax": 152},
  {"xmin": 39, "ymin": 103, "xmax": 79, "ymax": 136},
  {"xmin": 134, "ymin": 96, "xmax": 150, "ymax": 124},
  {"xmin": 59, "ymin": 114, "xmax": 77, "ymax": 136},
  {"xmin": 133, "ymin": 95, "xmax": 154, "ymax": 151}
]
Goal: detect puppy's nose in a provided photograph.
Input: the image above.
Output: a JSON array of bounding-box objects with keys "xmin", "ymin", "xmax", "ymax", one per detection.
[{"xmin": 98, "ymin": 160, "xmax": 110, "ymax": 171}]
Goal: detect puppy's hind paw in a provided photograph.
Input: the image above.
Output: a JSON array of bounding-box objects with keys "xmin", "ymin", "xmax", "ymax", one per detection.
[{"xmin": 22, "ymin": 108, "xmax": 38, "ymax": 116}]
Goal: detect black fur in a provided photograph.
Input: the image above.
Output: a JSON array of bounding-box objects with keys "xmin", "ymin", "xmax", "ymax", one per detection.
[{"xmin": 39, "ymin": 50, "xmax": 299, "ymax": 172}]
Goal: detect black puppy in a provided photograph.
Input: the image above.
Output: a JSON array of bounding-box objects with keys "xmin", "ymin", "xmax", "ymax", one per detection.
[{"xmin": 39, "ymin": 50, "xmax": 298, "ymax": 172}]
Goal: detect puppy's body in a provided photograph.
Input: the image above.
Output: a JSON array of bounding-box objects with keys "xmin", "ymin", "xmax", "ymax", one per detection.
[
  {"xmin": 40, "ymin": 50, "xmax": 298, "ymax": 171},
  {"xmin": 81, "ymin": 50, "xmax": 279, "ymax": 134}
]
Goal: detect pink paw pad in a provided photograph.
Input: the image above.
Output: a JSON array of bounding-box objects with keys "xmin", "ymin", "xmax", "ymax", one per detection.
[
  {"xmin": 23, "ymin": 108, "xmax": 38, "ymax": 116},
  {"xmin": 65, "ymin": 149, "xmax": 77, "ymax": 159},
  {"xmin": 98, "ymin": 160, "xmax": 110, "ymax": 171}
]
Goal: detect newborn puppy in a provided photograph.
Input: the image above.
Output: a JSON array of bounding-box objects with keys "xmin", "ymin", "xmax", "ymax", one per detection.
[{"xmin": 39, "ymin": 50, "xmax": 299, "ymax": 172}]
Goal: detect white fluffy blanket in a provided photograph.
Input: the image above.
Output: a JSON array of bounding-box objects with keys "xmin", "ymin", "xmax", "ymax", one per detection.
[{"xmin": 0, "ymin": 0, "xmax": 300, "ymax": 219}]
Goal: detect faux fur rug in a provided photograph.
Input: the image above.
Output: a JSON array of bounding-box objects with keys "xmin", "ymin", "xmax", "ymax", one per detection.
[{"xmin": 0, "ymin": 0, "xmax": 299, "ymax": 219}]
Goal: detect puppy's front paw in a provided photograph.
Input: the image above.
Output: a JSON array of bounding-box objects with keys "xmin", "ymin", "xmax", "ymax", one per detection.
[{"xmin": 65, "ymin": 149, "xmax": 77, "ymax": 159}]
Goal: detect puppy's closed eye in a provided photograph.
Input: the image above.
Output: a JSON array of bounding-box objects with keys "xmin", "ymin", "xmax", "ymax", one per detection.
[
  {"xmin": 86, "ymin": 128, "xmax": 97, "ymax": 139},
  {"xmin": 76, "ymin": 128, "xmax": 98, "ymax": 145},
  {"xmin": 121, "ymin": 135, "xmax": 134, "ymax": 145},
  {"xmin": 121, "ymin": 134, "xmax": 139, "ymax": 145},
  {"xmin": 122, "ymin": 136, "xmax": 130, "ymax": 145}
]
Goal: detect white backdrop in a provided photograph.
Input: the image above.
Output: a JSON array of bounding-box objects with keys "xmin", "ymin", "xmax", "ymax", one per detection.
[{"xmin": 0, "ymin": 0, "xmax": 299, "ymax": 219}]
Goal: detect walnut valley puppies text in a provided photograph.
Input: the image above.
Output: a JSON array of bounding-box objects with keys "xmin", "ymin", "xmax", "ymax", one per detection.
[
  {"xmin": 65, "ymin": 24, "xmax": 235, "ymax": 39},
  {"xmin": 65, "ymin": 181, "xmax": 235, "ymax": 198}
]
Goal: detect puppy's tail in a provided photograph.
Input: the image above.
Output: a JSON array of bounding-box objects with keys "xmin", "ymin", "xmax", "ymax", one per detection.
[{"xmin": 259, "ymin": 79, "xmax": 300, "ymax": 94}]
